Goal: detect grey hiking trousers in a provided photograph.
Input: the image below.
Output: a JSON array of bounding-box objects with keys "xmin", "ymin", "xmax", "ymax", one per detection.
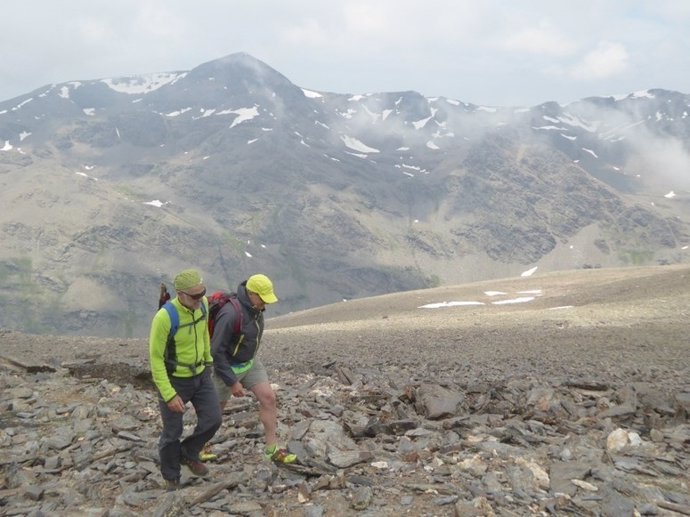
[{"xmin": 157, "ymin": 367, "xmax": 221, "ymax": 481}]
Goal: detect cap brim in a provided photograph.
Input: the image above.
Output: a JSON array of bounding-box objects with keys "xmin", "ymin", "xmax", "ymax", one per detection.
[{"xmin": 260, "ymin": 292, "xmax": 278, "ymax": 304}]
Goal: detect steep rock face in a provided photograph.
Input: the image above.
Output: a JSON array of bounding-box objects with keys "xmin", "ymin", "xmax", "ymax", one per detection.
[{"xmin": 0, "ymin": 53, "xmax": 688, "ymax": 337}]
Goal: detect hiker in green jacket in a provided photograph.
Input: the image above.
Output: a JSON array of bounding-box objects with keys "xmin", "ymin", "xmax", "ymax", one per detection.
[
  {"xmin": 204, "ymin": 273, "xmax": 296, "ymax": 464},
  {"xmin": 149, "ymin": 269, "xmax": 222, "ymax": 489}
]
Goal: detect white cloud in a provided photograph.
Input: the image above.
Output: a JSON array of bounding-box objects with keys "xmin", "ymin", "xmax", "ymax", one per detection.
[
  {"xmin": 503, "ymin": 23, "xmax": 577, "ymax": 56},
  {"xmin": 343, "ymin": 4, "xmax": 388, "ymax": 34},
  {"xmin": 568, "ymin": 41, "xmax": 629, "ymax": 80},
  {"xmin": 0, "ymin": 1, "xmax": 687, "ymax": 106},
  {"xmin": 281, "ymin": 17, "xmax": 331, "ymax": 47},
  {"xmin": 657, "ymin": 0, "xmax": 690, "ymax": 21}
]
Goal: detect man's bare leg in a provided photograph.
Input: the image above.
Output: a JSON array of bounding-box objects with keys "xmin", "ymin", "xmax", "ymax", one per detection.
[{"xmin": 250, "ymin": 382, "xmax": 277, "ymax": 445}]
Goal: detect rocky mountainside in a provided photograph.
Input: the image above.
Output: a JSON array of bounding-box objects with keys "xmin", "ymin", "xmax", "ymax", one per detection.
[
  {"xmin": 1, "ymin": 265, "xmax": 689, "ymax": 515},
  {"xmin": 0, "ymin": 53, "xmax": 689, "ymax": 337}
]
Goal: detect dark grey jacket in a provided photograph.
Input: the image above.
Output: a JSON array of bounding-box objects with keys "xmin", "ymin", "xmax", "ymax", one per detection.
[{"xmin": 211, "ymin": 281, "xmax": 264, "ymax": 386}]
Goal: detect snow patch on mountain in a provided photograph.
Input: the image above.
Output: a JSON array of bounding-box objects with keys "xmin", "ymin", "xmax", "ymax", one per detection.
[
  {"xmin": 341, "ymin": 135, "xmax": 379, "ymax": 153},
  {"xmin": 302, "ymin": 88, "xmax": 322, "ymax": 99},
  {"xmin": 101, "ymin": 73, "xmax": 186, "ymax": 95}
]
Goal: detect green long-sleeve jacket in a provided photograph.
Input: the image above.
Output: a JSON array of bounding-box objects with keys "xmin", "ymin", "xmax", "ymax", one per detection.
[{"xmin": 149, "ymin": 297, "xmax": 212, "ymax": 402}]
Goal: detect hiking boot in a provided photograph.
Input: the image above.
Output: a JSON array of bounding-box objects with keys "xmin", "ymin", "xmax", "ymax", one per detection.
[
  {"xmin": 181, "ymin": 456, "xmax": 209, "ymax": 477},
  {"xmin": 164, "ymin": 478, "xmax": 181, "ymax": 491},
  {"xmin": 265, "ymin": 444, "xmax": 297, "ymax": 464},
  {"xmin": 199, "ymin": 443, "xmax": 218, "ymax": 462}
]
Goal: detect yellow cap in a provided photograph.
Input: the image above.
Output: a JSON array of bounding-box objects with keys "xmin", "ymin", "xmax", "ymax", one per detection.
[{"xmin": 246, "ymin": 274, "xmax": 278, "ymax": 304}]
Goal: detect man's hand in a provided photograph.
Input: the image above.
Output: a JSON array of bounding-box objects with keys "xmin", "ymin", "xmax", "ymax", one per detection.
[
  {"xmin": 231, "ymin": 381, "xmax": 245, "ymax": 397},
  {"xmin": 167, "ymin": 394, "xmax": 186, "ymax": 413}
]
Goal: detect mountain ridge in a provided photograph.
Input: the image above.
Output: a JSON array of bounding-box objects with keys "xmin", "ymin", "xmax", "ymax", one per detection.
[{"xmin": 0, "ymin": 53, "xmax": 688, "ymax": 337}]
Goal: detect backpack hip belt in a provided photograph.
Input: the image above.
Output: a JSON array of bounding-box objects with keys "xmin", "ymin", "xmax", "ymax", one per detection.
[{"xmin": 166, "ymin": 359, "xmax": 208, "ymax": 376}]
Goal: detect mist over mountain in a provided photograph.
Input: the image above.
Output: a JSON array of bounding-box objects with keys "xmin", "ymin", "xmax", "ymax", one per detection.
[{"xmin": 0, "ymin": 53, "xmax": 688, "ymax": 337}]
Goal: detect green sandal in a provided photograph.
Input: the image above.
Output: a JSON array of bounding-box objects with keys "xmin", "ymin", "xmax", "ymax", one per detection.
[
  {"xmin": 199, "ymin": 443, "xmax": 218, "ymax": 462},
  {"xmin": 265, "ymin": 444, "xmax": 297, "ymax": 464}
]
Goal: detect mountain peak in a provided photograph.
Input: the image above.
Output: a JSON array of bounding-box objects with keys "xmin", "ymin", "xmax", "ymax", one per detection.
[
  {"xmin": 185, "ymin": 52, "xmax": 295, "ymax": 92},
  {"xmin": 190, "ymin": 52, "xmax": 279, "ymax": 78},
  {"xmin": 211, "ymin": 52, "xmax": 267, "ymax": 66}
]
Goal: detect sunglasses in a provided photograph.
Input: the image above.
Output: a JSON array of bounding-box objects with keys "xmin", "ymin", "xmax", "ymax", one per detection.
[{"xmin": 180, "ymin": 288, "xmax": 206, "ymax": 300}]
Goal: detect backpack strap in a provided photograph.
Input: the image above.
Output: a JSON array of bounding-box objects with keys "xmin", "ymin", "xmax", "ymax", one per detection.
[
  {"xmin": 162, "ymin": 301, "xmax": 207, "ymax": 375},
  {"xmin": 163, "ymin": 302, "xmax": 179, "ymax": 339},
  {"xmin": 228, "ymin": 296, "xmax": 242, "ymax": 334},
  {"xmin": 225, "ymin": 296, "xmax": 245, "ymax": 357}
]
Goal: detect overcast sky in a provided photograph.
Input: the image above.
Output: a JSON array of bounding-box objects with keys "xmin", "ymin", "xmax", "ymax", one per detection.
[{"xmin": 2, "ymin": 1, "xmax": 688, "ymax": 107}]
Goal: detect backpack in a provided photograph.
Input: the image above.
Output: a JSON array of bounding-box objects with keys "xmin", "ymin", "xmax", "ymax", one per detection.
[
  {"xmin": 206, "ymin": 291, "xmax": 242, "ymax": 338},
  {"xmin": 158, "ymin": 287, "xmax": 243, "ymax": 372},
  {"xmin": 160, "ymin": 290, "xmax": 241, "ymax": 339},
  {"xmin": 158, "ymin": 282, "xmax": 170, "ymax": 309}
]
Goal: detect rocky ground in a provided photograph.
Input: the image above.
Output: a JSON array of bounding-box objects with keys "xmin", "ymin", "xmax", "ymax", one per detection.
[{"xmin": 1, "ymin": 265, "xmax": 689, "ymax": 517}]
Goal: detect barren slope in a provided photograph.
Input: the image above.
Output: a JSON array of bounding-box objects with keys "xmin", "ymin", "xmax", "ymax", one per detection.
[{"xmin": 2, "ymin": 264, "xmax": 688, "ymax": 388}]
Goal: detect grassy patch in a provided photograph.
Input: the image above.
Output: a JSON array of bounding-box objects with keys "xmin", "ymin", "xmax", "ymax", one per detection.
[
  {"xmin": 222, "ymin": 231, "xmax": 245, "ymax": 254},
  {"xmin": 618, "ymin": 249, "xmax": 655, "ymax": 265},
  {"xmin": 113, "ymin": 184, "xmax": 147, "ymax": 201}
]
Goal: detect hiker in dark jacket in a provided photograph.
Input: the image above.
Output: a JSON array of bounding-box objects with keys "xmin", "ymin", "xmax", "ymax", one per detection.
[
  {"xmin": 149, "ymin": 269, "xmax": 222, "ymax": 489},
  {"xmin": 206, "ymin": 274, "xmax": 296, "ymax": 464}
]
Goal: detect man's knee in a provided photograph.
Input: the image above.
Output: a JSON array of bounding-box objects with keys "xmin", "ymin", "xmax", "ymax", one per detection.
[
  {"xmin": 253, "ymin": 384, "xmax": 276, "ymax": 408},
  {"xmin": 207, "ymin": 399, "xmax": 223, "ymax": 429},
  {"xmin": 210, "ymin": 411, "xmax": 222, "ymax": 432},
  {"xmin": 160, "ymin": 410, "xmax": 184, "ymax": 439},
  {"xmin": 196, "ymin": 397, "xmax": 223, "ymax": 431}
]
